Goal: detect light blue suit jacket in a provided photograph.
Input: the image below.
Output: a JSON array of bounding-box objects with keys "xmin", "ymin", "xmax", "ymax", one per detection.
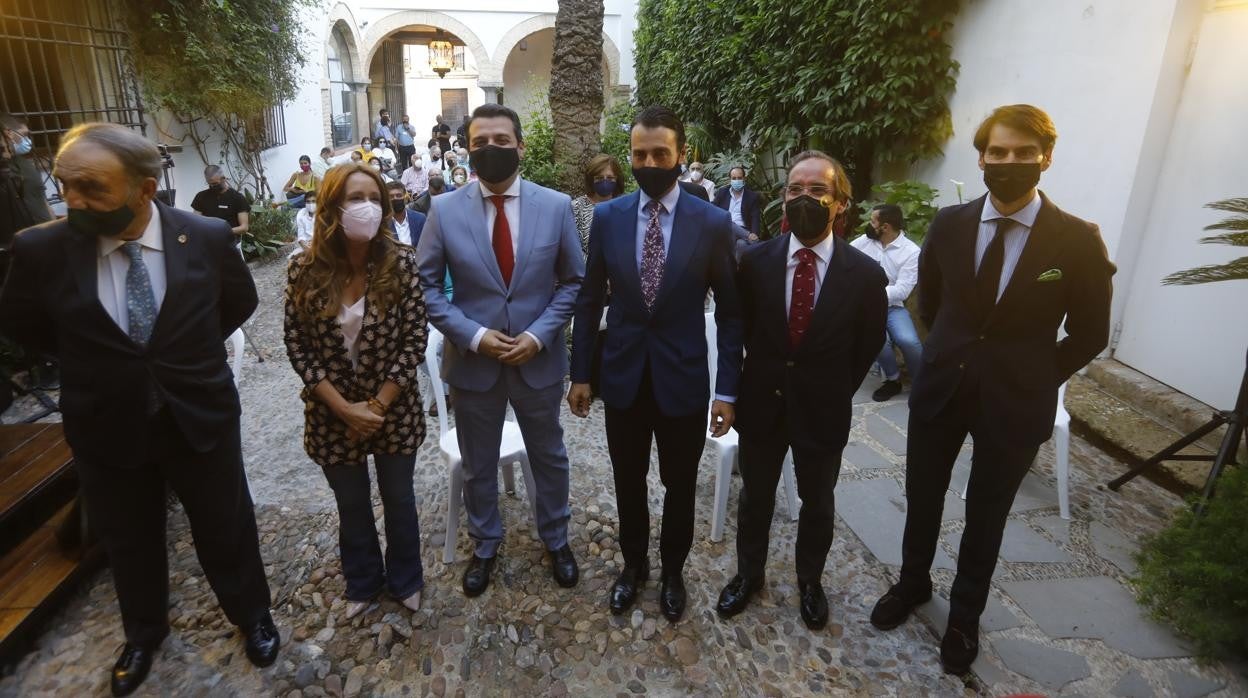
[{"xmin": 416, "ymin": 179, "xmax": 585, "ymax": 391}]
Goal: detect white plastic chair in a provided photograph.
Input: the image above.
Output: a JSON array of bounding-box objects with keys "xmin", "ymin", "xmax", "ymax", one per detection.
[
  {"xmin": 228, "ymin": 329, "xmax": 245, "ymax": 387},
  {"xmin": 706, "ymin": 312, "xmax": 799, "ymax": 542},
  {"xmin": 426, "ymin": 327, "xmax": 540, "ymax": 563},
  {"xmin": 960, "ymin": 382, "xmax": 1072, "ymax": 519}
]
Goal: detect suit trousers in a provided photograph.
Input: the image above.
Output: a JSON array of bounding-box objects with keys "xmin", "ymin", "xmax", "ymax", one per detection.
[
  {"xmin": 450, "ymin": 365, "xmax": 571, "ymax": 558},
  {"xmin": 74, "ymin": 408, "xmax": 271, "ymax": 649},
  {"xmin": 736, "ymin": 433, "xmax": 843, "ymax": 585},
  {"xmin": 899, "ymin": 375, "xmax": 1039, "ymax": 628},
  {"xmin": 604, "ymin": 366, "xmax": 706, "ymax": 574}
]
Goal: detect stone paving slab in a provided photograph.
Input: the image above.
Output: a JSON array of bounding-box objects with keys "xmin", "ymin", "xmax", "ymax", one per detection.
[
  {"xmin": 915, "ymin": 592, "xmax": 1022, "ymax": 634},
  {"xmin": 1089, "ymin": 520, "xmax": 1140, "ymax": 577},
  {"xmin": 842, "ymin": 440, "xmax": 894, "ymax": 471},
  {"xmin": 835, "ymin": 478, "xmax": 955, "ymax": 569},
  {"xmin": 946, "ymin": 520, "xmax": 1073, "ymax": 564},
  {"xmin": 992, "ymin": 637, "xmax": 1091, "ymax": 690},
  {"xmin": 1168, "ymin": 669, "xmax": 1225, "ymax": 698},
  {"xmin": 1000, "ymin": 576, "xmax": 1190, "ymax": 659},
  {"xmin": 864, "ymin": 413, "xmax": 908, "ymax": 456},
  {"xmin": 1111, "ymin": 667, "xmax": 1155, "ymax": 697},
  {"xmin": 877, "ymin": 402, "xmax": 910, "ymax": 430}
]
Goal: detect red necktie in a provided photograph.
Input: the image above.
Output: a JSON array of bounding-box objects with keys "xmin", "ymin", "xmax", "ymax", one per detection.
[
  {"xmin": 788, "ymin": 247, "xmax": 817, "ymax": 351},
  {"xmin": 490, "ymin": 195, "xmax": 514, "ymax": 286}
]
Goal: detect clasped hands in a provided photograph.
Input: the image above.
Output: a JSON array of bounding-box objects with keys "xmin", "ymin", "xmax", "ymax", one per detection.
[
  {"xmin": 341, "ymin": 399, "xmax": 385, "ymax": 442},
  {"xmin": 567, "ymin": 383, "xmax": 735, "ymax": 438},
  {"xmin": 479, "ymin": 329, "xmax": 539, "ymax": 366}
]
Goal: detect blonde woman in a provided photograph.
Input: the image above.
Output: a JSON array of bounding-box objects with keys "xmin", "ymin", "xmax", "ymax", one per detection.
[{"xmin": 284, "ymin": 163, "xmax": 428, "ymax": 618}]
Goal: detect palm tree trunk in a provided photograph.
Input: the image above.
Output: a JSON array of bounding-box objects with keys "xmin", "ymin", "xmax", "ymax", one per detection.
[{"xmin": 549, "ymin": 0, "xmax": 605, "ymax": 195}]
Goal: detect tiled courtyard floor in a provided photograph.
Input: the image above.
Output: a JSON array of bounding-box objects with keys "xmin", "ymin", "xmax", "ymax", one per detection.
[{"xmin": 1, "ymin": 252, "xmax": 1243, "ymax": 697}]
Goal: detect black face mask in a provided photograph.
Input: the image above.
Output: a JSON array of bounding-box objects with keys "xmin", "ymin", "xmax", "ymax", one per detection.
[
  {"xmin": 785, "ymin": 195, "xmax": 832, "ymax": 241},
  {"xmin": 390, "ymin": 198, "xmax": 406, "ymax": 214},
  {"xmin": 983, "ymin": 162, "xmax": 1042, "ymax": 204},
  {"xmin": 68, "ymin": 196, "xmax": 138, "ymax": 239},
  {"xmin": 208, "ymin": 182, "xmax": 224, "ymax": 193},
  {"xmin": 470, "ymin": 144, "xmax": 520, "ymax": 184},
  {"xmin": 632, "ymin": 163, "xmax": 683, "ymax": 199}
]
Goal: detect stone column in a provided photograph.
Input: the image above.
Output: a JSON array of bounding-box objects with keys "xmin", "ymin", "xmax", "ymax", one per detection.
[{"xmin": 478, "ymin": 83, "xmax": 502, "ymax": 105}]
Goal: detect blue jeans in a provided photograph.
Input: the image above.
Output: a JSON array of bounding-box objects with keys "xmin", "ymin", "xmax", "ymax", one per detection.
[
  {"xmin": 877, "ymin": 305, "xmax": 924, "ymax": 382},
  {"xmin": 322, "ymin": 453, "xmax": 424, "ymax": 601}
]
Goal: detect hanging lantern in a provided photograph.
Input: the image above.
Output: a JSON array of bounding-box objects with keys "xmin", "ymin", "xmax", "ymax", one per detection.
[{"xmin": 429, "ymin": 40, "xmax": 454, "ymax": 79}]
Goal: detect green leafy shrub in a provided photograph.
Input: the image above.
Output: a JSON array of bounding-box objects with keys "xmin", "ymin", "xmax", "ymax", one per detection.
[
  {"xmin": 854, "ymin": 180, "xmax": 941, "ymax": 245},
  {"xmin": 241, "ymin": 207, "xmax": 294, "ymax": 261},
  {"xmin": 518, "ymin": 93, "xmax": 564, "ymax": 191},
  {"xmin": 1133, "ymin": 464, "xmax": 1248, "ymax": 660}
]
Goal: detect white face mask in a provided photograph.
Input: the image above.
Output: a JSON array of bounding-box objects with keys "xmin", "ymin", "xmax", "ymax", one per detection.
[
  {"xmin": 306, "ymin": 203, "xmax": 317, "ymax": 213},
  {"xmin": 340, "ymin": 201, "xmax": 382, "ymax": 242},
  {"xmin": 690, "ymin": 170, "xmax": 704, "ymax": 182}
]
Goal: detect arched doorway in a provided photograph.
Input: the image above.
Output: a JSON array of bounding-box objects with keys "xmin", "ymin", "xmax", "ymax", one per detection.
[
  {"xmin": 326, "ymin": 21, "xmax": 359, "ymax": 148},
  {"xmin": 497, "ymin": 19, "xmax": 623, "ymax": 119}
]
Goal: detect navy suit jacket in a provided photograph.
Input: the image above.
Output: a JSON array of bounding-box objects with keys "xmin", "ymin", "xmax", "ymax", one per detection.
[
  {"xmin": 571, "ymin": 189, "xmax": 743, "ymax": 417},
  {"xmin": 391, "ymin": 210, "xmax": 427, "ymax": 248},
  {"xmin": 713, "ymin": 185, "xmax": 762, "ymax": 239}
]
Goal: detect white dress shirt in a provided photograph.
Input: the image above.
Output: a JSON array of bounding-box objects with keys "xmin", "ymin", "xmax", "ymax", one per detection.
[
  {"xmin": 337, "ymin": 296, "xmax": 366, "ymax": 369},
  {"xmin": 393, "ymin": 212, "xmax": 412, "ymax": 246},
  {"xmin": 785, "ymin": 233, "xmax": 835, "ymax": 316},
  {"xmin": 295, "ymin": 208, "xmax": 315, "ymax": 246},
  {"xmin": 975, "ymin": 192, "xmax": 1041, "ymax": 301},
  {"xmin": 470, "ymin": 177, "xmax": 540, "ymax": 353},
  {"xmin": 728, "ymin": 190, "xmax": 745, "ymax": 228},
  {"xmin": 97, "ymin": 202, "xmax": 166, "ymax": 334},
  {"xmin": 850, "ymin": 232, "xmax": 921, "ymax": 307}
]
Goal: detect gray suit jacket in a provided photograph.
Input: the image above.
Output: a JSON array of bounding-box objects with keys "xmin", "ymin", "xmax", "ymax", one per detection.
[{"xmin": 416, "ymin": 178, "xmax": 585, "ymax": 391}]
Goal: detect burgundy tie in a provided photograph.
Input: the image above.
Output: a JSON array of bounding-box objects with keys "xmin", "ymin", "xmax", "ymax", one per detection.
[
  {"xmin": 788, "ymin": 248, "xmax": 817, "ymax": 351},
  {"xmin": 489, "ymin": 195, "xmax": 514, "ymax": 286}
]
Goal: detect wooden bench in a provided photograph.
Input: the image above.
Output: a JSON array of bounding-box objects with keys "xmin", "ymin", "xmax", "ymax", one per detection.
[{"xmin": 0, "ymin": 423, "xmax": 101, "ymax": 662}]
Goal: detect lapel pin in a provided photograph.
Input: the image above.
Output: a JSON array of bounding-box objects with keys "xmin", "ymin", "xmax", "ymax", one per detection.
[{"xmin": 177, "ymin": 234, "xmax": 188, "ymax": 244}]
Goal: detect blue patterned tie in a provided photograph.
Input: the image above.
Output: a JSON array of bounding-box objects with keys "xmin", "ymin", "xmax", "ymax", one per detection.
[
  {"xmin": 122, "ymin": 242, "xmax": 157, "ymax": 345},
  {"xmin": 640, "ymin": 200, "xmax": 666, "ymax": 310}
]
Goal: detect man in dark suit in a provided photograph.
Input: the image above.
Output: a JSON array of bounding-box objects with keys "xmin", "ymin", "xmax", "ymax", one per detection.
[
  {"xmin": 568, "ymin": 105, "xmax": 742, "ymax": 623},
  {"xmin": 868, "ymin": 105, "xmax": 1115, "ymax": 674},
  {"xmin": 0, "ymin": 123, "xmax": 276, "ymax": 696},
  {"xmin": 715, "ymin": 151, "xmax": 886, "ymax": 629},
  {"xmin": 678, "ymin": 179, "xmax": 709, "ymax": 201},
  {"xmin": 713, "ymin": 166, "xmax": 762, "ymax": 241}
]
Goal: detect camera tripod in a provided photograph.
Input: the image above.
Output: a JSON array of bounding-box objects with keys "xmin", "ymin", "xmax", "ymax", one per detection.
[{"xmin": 1107, "ymin": 348, "xmax": 1247, "ymax": 514}]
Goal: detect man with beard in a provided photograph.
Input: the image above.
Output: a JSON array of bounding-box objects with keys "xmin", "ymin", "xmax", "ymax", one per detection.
[
  {"xmin": 568, "ymin": 105, "xmax": 742, "ymax": 623},
  {"xmin": 715, "ymin": 150, "xmax": 886, "ymax": 630},
  {"xmin": 416, "ymin": 103, "xmax": 585, "ymax": 597}
]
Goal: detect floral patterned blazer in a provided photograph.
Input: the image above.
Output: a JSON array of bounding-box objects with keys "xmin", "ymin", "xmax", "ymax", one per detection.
[{"xmin": 284, "ymin": 246, "xmax": 427, "ymax": 467}]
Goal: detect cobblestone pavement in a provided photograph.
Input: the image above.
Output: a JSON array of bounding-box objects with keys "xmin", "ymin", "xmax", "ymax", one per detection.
[{"xmin": 1, "ymin": 252, "xmax": 1244, "ymax": 697}]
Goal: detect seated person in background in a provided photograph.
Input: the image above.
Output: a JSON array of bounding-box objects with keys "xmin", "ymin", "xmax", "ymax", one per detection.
[
  {"xmin": 401, "ymin": 153, "xmax": 429, "ymax": 196},
  {"xmin": 409, "ymin": 173, "xmax": 450, "ymax": 215},
  {"xmin": 369, "ymin": 157, "xmax": 395, "ymax": 184},
  {"xmin": 680, "ymin": 161, "xmax": 715, "ymax": 199},
  {"xmin": 354, "ymin": 137, "xmax": 376, "ymax": 163},
  {"xmin": 386, "ymin": 181, "xmax": 426, "ymax": 247},
  {"xmin": 849, "ymin": 203, "xmax": 922, "ymax": 401},
  {"xmin": 293, "ymin": 189, "xmax": 317, "ymax": 254},
  {"xmin": 448, "ymin": 165, "xmax": 470, "ymax": 188},
  {"xmin": 372, "ymin": 138, "xmax": 397, "ymax": 174},
  {"xmin": 349, "ymin": 151, "xmax": 364, "ymax": 164},
  {"xmin": 713, "ymin": 166, "xmax": 762, "ymax": 241}
]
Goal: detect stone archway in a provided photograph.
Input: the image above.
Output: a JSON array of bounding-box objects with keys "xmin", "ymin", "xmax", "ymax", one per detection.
[
  {"xmin": 493, "ymin": 14, "xmax": 623, "ymax": 91},
  {"xmin": 360, "ymin": 10, "xmax": 499, "ymax": 88},
  {"xmin": 323, "ymin": 5, "xmax": 367, "ymax": 149}
]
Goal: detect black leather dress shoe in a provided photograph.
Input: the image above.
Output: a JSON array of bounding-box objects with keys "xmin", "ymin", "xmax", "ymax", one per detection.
[
  {"xmin": 462, "ymin": 555, "xmax": 497, "ymax": 597},
  {"xmin": 716, "ymin": 575, "xmax": 764, "ymax": 618},
  {"xmin": 111, "ymin": 643, "xmax": 155, "ymax": 697},
  {"xmin": 798, "ymin": 581, "xmax": 829, "ymax": 630},
  {"xmin": 608, "ymin": 561, "xmax": 649, "ymax": 615},
  {"xmin": 551, "ymin": 544, "xmax": 579, "ymax": 588},
  {"xmin": 659, "ymin": 573, "xmax": 687, "ymax": 622},
  {"xmin": 243, "ymin": 613, "xmax": 280, "ymax": 668},
  {"xmin": 869, "ymin": 582, "xmax": 932, "ymax": 630},
  {"xmin": 940, "ymin": 622, "xmax": 980, "ymax": 674}
]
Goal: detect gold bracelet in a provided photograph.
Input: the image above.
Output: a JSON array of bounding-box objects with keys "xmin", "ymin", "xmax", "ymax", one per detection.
[{"xmin": 367, "ymin": 397, "xmax": 389, "ymax": 414}]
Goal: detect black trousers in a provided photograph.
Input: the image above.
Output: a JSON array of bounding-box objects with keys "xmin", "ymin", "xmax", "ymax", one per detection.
[
  {"xmin": 604, "ymin": 367, "xmax": 706, "ymax": 574},
  {"xmin": 397, "ymin": 145, "xmax": 416, "ymax": 172},
  {"xmin": 75, "ymin": 409, "xmax": 271, "ymax": 648},
  {"xmin": 899, "ymin": 377, "xmax": 1039, "ymax": 628},
  {"xmin": 736, "ymin": 433, "xmax": 843, "ymax": 585}
]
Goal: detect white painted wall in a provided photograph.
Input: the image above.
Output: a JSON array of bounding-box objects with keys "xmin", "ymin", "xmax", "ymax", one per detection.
[
  {"xmin": 1113, "ymin": 4, "xmax": 1248, "ymax": 409},
  {"xmin": 907, "ymin": 0, "xmax": 1186, "ymax": 258},
  {"xmin": 503, "ymin": 28, "xmax": 556, "ymax": 115}
]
